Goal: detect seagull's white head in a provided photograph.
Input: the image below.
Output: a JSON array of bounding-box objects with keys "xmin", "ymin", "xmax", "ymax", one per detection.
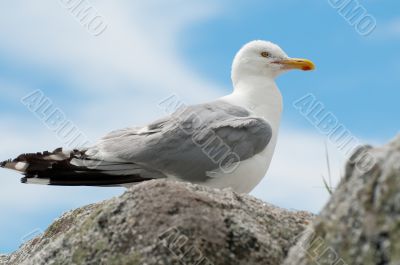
[{"xmin": 231, "ymin": 40, "xmax": 315, "ymax": 84}]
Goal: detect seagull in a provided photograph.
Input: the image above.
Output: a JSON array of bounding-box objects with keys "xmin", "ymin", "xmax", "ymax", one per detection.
[{"xmin": 1, "ymin": 40, "xmax": 314, "ymax": 193}]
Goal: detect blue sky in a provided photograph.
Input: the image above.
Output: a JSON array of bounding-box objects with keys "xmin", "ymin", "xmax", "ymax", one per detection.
[{"xmin": 0, "ymin": 0, "xmax": 399, "ymax": 253}]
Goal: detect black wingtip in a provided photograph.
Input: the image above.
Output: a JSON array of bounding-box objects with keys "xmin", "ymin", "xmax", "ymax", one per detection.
[
  {"xmin": 21, "ymin": 177, "xmax": 27, "ymax": 184},
  {"xmin": 0, "ymin": 159, "xmax": 10, "ymax": 168}
]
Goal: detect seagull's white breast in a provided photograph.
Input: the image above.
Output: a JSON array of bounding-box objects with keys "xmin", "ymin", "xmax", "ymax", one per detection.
[
  {"xmin": 204, "ymin": 141, "xmax": 276, "ymax": 193},
  {"xmin": 202, "ymin": 77, "xmax": 283, "ymax": 193}
]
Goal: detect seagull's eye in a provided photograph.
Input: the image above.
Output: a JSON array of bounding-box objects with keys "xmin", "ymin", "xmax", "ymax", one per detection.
[{"xmin": 261, "ymin": 51, "xmax": 270, "ymax": 58}]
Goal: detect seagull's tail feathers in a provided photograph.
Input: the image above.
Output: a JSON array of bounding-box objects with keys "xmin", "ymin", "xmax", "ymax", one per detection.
[{"xmin": 1, "ymin": 148, "xmax": 157, "ymax": 186}]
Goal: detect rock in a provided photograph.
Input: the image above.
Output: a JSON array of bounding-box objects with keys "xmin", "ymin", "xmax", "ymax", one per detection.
[
  {"xmin": 284, "ymin": 135, "xmax": 400, "ymax": 265},
  {"xmin": 0, "ymin": 255, "xmax": 7, "ymax": 265},
  {"xmin": 3, "ymin": 180, "xmax": 312, "ymax": 265}
]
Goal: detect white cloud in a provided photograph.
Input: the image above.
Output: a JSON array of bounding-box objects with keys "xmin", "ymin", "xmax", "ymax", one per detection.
[
  {"xmin": 0, "ymin": 1, "xmax": 223, "ymax": 98},
  {"xmin": 0, "ymin": 0, "xmax": 227, "ymax": 137}
]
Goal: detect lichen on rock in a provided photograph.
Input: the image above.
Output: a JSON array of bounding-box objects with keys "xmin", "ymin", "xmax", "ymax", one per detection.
[
  {"xmin": 284, "ymin": 135, "xmax": 400, "ymax": 265},
  {"xmin": 4, "ymin": 180, "xmax": 313, "ymax": 265},
  {"xmin": 5, "ymin": 134, "xmax": 400, "ymax": 265}
]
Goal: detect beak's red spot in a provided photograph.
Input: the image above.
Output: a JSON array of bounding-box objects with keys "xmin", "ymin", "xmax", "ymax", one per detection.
[{"xmin": 302, "ymin": 66, "xmax": 312, "ymax": 71}]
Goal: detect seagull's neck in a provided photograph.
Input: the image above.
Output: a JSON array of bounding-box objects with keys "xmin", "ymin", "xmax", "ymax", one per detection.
[{"xmin": 221, "ymin": 76, "xmax": 283, "ymax": 127}]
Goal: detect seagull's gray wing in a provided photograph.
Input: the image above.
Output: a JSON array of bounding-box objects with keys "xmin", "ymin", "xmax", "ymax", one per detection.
[
  {"xmin": 91, "ymin": 100, "xmax": 273, "ymax": 182},
  {"xmin": 1, "ymin": 101, "xmax": 272, "ymax": 185}
]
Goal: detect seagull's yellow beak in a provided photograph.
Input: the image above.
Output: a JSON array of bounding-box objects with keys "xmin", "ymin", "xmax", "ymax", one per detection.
[{"xmin": 274, "ymin": 58, "xmax": 315, "ymax": 71}]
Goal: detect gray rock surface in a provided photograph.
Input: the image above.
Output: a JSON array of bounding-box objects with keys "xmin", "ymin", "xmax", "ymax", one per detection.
[
  {"xmin": 284, "ymin": 135, "xmax": 400, "ymax": 265},
  {"xmin": 2, "ymin": 180, "xmax": 312, "ymax": 265},
  {"xmin": 6, "ymin": 135, "xmax": 399, "ymax": 265},
  {"xmin": 0, "ymin": 255, "xmax": 7, "ymax": 264}
]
